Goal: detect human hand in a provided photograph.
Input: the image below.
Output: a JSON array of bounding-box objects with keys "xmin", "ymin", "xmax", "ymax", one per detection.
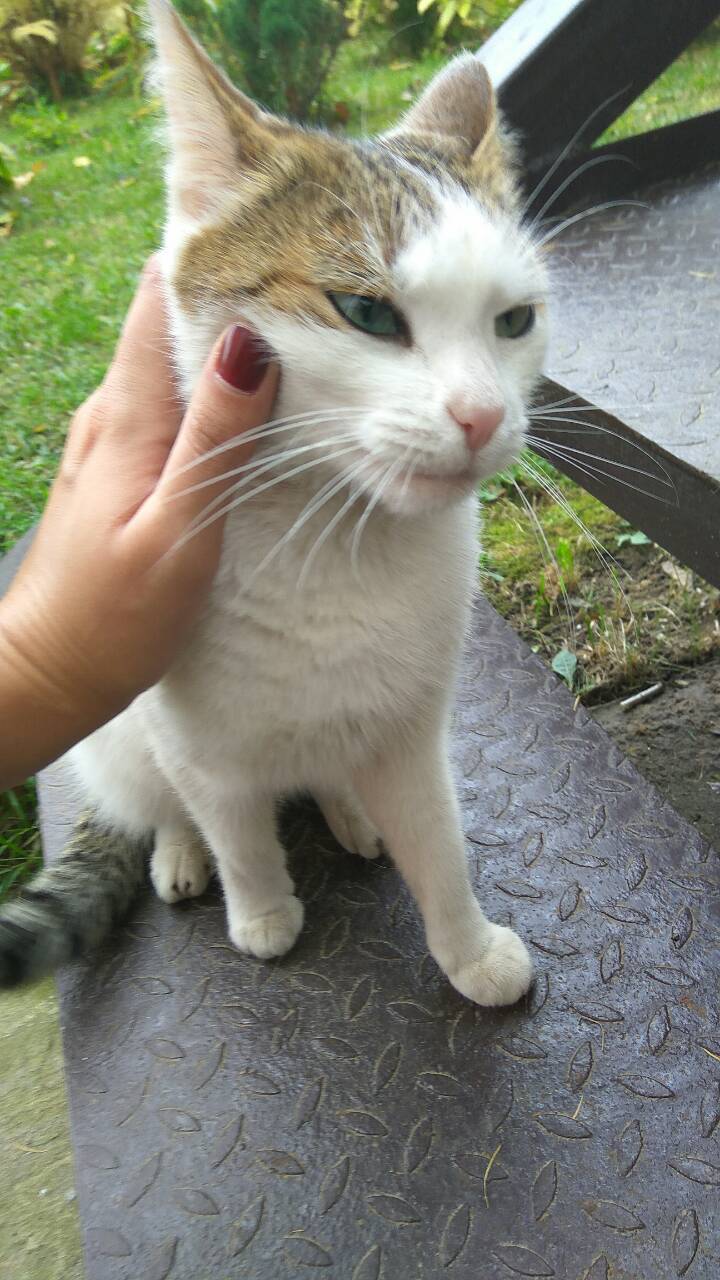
[{"xmin": 0, "ymin": 257, "xmax": 278, "ymax": 787}]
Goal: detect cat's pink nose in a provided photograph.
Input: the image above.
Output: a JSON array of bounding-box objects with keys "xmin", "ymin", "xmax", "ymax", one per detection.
[{"xmin": 448, "ymin": 401, "xmax": 505, "ymax": 452}]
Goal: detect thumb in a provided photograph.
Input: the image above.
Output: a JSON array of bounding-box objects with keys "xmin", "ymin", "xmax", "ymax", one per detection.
[{"xmin": 148, "ymin": 324, "xmax": 280, "ymax": 550}]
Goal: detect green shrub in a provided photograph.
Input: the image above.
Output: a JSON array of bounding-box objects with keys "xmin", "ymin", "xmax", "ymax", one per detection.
[
  {"xmin": 86, "ymin": 3, "xmax": 147, "ymax": 97},
  {"xmin": 215, "ymin": 0, "xmax": 347, "ymax": 119},
  {"xmin": 346, "ymin": 0, "xmax": 436, "ymax": 57},
  {"xmin": 418, "ymin": 0, "xmax": 521, "ymax": 41},
  {"xmin": 0, "ymin": 0, "xmax": 120, "ymax": 100},
  {"xmin": 0, "ymin": 136, "xmax": 12, "ymax": 186}
]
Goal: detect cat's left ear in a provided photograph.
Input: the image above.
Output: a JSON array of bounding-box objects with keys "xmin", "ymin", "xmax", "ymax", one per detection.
[
  {"xmin": 389, "ymin": 53, "xmax": 496, "ymax": 157},
  {"xmin": 386, "ymin": 52, "xmax": 516, "ymax": 200}
]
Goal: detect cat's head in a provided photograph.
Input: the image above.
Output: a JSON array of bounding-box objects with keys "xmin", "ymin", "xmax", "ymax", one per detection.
[{"xmin": 150, "ymin": 0, "xmax": 548, "ymax": 515}]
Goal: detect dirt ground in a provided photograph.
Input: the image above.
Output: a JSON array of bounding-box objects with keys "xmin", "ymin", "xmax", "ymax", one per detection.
[{"xmin": 591, "ymin": 654, "xmax": 720, "ymax": 848}]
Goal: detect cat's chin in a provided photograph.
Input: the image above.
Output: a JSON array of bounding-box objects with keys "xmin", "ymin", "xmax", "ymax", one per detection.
[{"xmin": 378, "ymin": 465, "xmax": 479, "ymax": 515}]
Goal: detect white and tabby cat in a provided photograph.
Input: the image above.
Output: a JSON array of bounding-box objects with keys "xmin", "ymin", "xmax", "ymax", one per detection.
[{"xmin": 0, "ymin": 0, "xmax": 548, "ymax": 1004}]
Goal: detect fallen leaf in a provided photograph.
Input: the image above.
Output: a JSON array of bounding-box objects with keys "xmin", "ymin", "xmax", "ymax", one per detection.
[
  {"xmin": 552, "ymin": 648, "xmax": 577, "ymax": 689},
  {"xmin": 616, "ymin": 529, "xmax": 651, "ymax": 547},
  {"xmin": 73, "ymin": 155, "xmax": 92, "ymax": 168},
  {"xmin": 661, "ymin": 560, "xmax": 692, "ymax": 589}
]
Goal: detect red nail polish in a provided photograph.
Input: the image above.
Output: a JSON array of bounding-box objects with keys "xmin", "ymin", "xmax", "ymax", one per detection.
[{"xmin": 217, "ymin": 325, "xmax": 268, "ymax": 393}]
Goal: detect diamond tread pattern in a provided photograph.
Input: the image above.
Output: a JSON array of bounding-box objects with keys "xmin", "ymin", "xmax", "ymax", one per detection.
[
  {"xmin": 546, "ymin": 165, "xmax": 720, "ymax": 481},
  {"xmin": 37, "ymin": 600, "xmax": 720, "ymax": 1280}
]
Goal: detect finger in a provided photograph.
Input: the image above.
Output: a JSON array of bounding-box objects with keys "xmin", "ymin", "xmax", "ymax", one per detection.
[
  {"xmin": 101, "ymin": 255, "xmax": 182, "ymax": 446},
  {"xmin": 137, "ymin": 323, "xmax": 279, "ymax": 550}
]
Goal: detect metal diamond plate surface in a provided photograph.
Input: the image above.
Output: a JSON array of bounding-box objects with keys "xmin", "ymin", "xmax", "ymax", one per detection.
[
  {"xmin": 546, "ymin": 165, "xmax": 720, "ymax": 481},
  {"xmin": 39, "ymin": 601, "xmax": 720, "ymax": 1280}
]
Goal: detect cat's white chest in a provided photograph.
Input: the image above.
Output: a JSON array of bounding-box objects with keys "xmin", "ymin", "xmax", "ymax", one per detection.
[{"xmin": 153, "ymin": 490, "xmax": 478, "ymax": 788}]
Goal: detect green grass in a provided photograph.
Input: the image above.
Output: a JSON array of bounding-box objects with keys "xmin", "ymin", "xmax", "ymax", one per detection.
[
  {"xmin": 1, "ymin": 27, "xmax": 719, "ymax": 899},
  {"xmin": 324, "ymin": 38, "xmax": 447, "ymax": 134},
  {"xmin": 601, "ymin": 21, "xmax": 720, "ymax": 142},
  {"xmin": 0, "ymin": 95, "xmax": 163, "ymax": 893},
  {"xmin": 0, "ymin": 782, "xmax": 41, "ymax": 898},
  {"xmin": 0, "ymin": 95, "xmax": 163, "ymax": 552}
]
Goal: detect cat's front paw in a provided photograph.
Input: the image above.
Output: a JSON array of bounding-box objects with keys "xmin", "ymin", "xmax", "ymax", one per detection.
[
  {"xmin": 447, "ymin": 924, "xmax": 533, "ymax": 1007},
  {"xmin": 229, "ymin": 895, "xmax": 304, "ymax": 960}
]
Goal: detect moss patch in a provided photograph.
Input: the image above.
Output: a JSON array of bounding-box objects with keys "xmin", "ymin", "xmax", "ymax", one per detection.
[{"xmin": 0, "ymin": 980, "xmax": 82, "ymax": 1280}]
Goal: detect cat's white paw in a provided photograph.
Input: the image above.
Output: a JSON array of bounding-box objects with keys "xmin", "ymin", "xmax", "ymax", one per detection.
[
  {"xmin": 316, "ymin": 792, "xmax": 383, "ymax": 860},
  {"xmin": 229, "ymin": 895, "xmax": 304, "ymax": 959},
  {"xmin": 150, "ymin": 831, "xmax": 211, "ymax": 904},
  {"xmin": 447, "ymin": 924, "xmax": 533, "ymax": 1007}
]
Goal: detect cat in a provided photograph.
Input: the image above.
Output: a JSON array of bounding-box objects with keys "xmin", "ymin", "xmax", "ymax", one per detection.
[{"xmin": 0, "ymin": 0, "xmax": 548, "ymax": 1004}]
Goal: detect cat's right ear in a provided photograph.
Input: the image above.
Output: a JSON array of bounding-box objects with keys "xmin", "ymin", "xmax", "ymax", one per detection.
[{"xmin": 148, "ymin": 0, "xmax": 277, "ymax": 223}]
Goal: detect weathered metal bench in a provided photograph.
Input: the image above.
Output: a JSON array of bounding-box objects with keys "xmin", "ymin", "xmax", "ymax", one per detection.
[
  {"xmin": 486, "ymin": 0, "xmax": 720, "ymax": 586},
  {"xmin": 3, "ymin": 3, "xmax": 720, "ymax": 1276},
  {"xmin": 31, "ymin": 602, "xmax": 720, "ymax": 1280}
]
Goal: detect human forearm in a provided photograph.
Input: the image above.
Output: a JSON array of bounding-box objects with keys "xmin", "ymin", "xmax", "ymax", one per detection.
[
  {"xmin": 0, "ymin": 597, "xmax": 118, "ymax": 789},
  {"xmin": 0, "ymin": 259, "xmax": 277, "ymax": 791}
]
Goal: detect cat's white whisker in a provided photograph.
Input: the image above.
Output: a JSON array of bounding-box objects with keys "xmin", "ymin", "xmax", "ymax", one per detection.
[
  {"xmin": 526, "ymin": 442, "xmax": 677, "ymax": 507},
  {"xmin": 185, "ymin": 437, "xmax": 360, "ymax": 531},
  {"xmin": 247, "ymin": 467, "xmax": 362, "ymax": 586},
  {"xmin": 525, "ymin": 434, "xmax": 675, "ymax": 489},
  {"xmin": 398, "ymin": 454, "xmax": 420, "ymax": 507},
  {"xmin": 186, "ymin": 447, "xmax": 320, "ymax": 530},
  {"xmin": 520, "ymin": 83, "xmax": 630, "ymax": 219},
  {"xmin": 535, "ymin": 199, "xmax": 649, "ymax": 250},
  {"xmin": 527, "ymin": 437, "xmax": 647, "ymax": 493},
  {"xmin": 533, "ymin": 401, "xmax": 630, "ymax": 414},
  {"xmin": 169, "ymin": 434, "xmax": 356, "ymax": 500},
  {"xmin": 526, "ymin": 153, "xmax": 636, "ymax": 233},
  {"xmin": 519, "ymin": 455, "xmax": 635, "ymax": 622},
  {"xmin": 510, "ymin": 476, "xmax": 575, "ymax": 645},
  {"xmin": 520, "ymin": 454, "xmax": 618, "ymax": 565},
  {"xmin": 172, "ymin": 446, "xmax": 359, "ymax": 551},
  {"xmin": 296, "ymin": 459, "xmax": 373, "ymax": 590},
  {"xmin": 176, "ymin": 407, "xmax": 366, "ymax": 474},
  {"xmin": 350, "ymin": 453, "xmax": 408, "ymax": 578},
  {"xmin": 529, "ymin": 414, "xmax": 677, "ymax": 496}
]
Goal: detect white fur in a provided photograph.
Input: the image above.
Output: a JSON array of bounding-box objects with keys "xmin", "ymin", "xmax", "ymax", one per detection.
[{"xmin": 69, "ymin": 29, "xmax": 547, "ymax": 1004}]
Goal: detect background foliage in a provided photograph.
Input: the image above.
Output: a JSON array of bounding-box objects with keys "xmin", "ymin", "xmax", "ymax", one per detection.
[
  {"xmin": 0, "ymin": 0, "xmax": 126, "ymax": 100},
  {"xmin": 218, "ymin": 0, "xmax": 347, "ymax": 118},
  {"xmin": 0, "ymin": 0, "xmax": 523, "ymax": 114}
]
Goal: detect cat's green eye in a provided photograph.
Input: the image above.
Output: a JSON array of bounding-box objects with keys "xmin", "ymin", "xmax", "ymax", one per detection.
[
  {"xmin": 495, "ymin": 304, "xmax": 536, "ymax": 340},
  {"xmin": 328, "ymin": 291, "xmax": 406, "ymax": 339}
]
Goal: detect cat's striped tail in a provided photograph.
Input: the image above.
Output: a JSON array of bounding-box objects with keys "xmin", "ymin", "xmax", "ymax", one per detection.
[{"xmin": 0, "ymin": 814, "xmax": 148, "ymax": 989}]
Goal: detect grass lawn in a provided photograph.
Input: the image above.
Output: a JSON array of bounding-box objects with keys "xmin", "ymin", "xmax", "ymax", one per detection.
[
  {"xmin": 1, "ymin": 24, "xmax": 719, "ymax": 898},
  {"xmin": 0, "ymin": 95, "xmax": 163, "ymax": 552}
]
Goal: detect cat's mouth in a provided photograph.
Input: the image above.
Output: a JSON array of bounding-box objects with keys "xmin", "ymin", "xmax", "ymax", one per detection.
[
  {"xmin": 384, "ymin": 463, "xmax": 478, "ymax": 504},
  {"xmin": 357, "ymin": 451, "xmax": 482, "ymax": 512},
  {"xmin": 404, "ymin": 466, "xmax": 476, "ymax": 490}
]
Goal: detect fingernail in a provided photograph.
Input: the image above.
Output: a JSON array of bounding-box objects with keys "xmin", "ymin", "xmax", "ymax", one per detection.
[{"xmin": 216, "ymin": 325, "xmax": 269, "ymax": 394}]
